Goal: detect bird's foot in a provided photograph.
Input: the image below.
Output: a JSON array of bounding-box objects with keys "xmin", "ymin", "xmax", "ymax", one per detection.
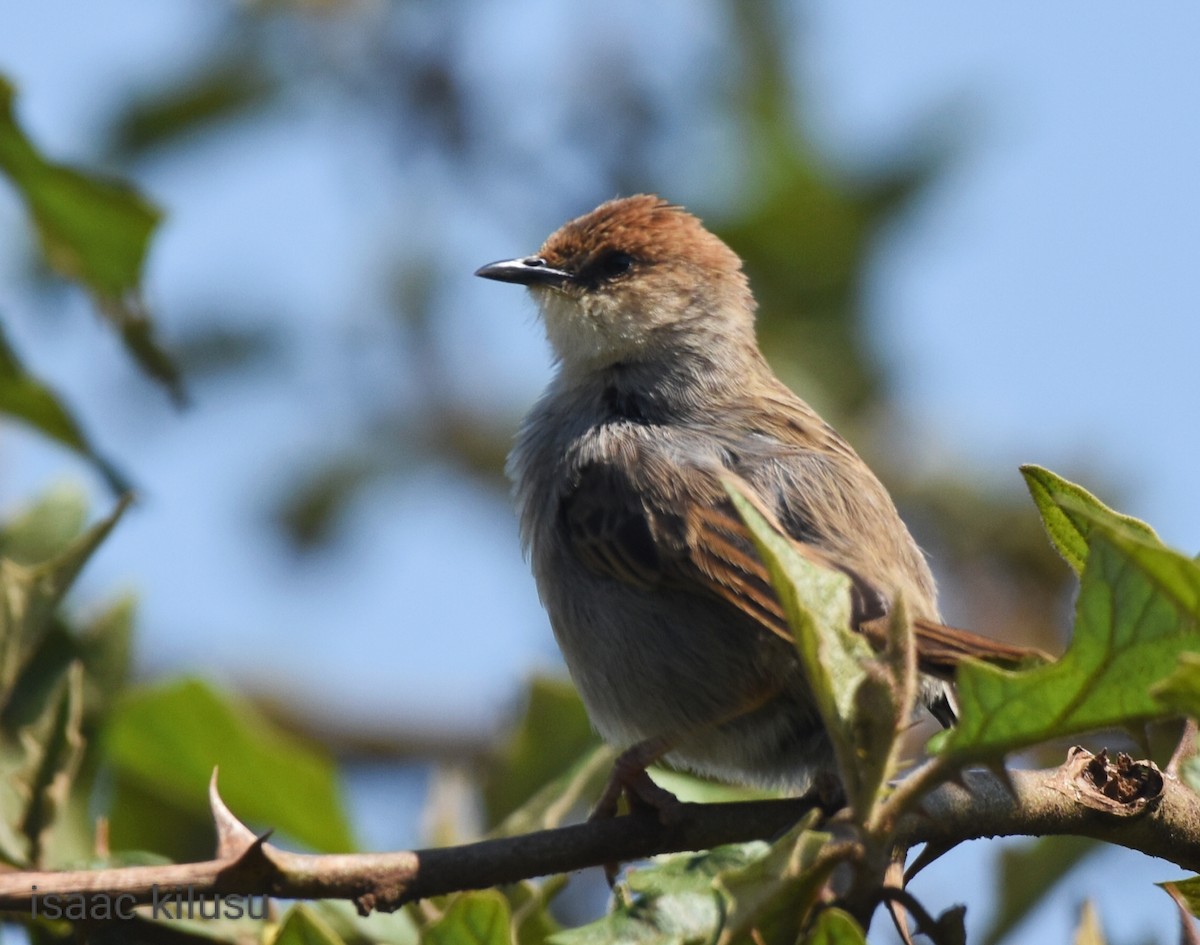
[
  {"xmin": 590, "ymin": 765, "xmax": 681, "ymax": 823},
  {"xmin": 589, "ymin": 739, "xmax": 681, "ymax": 823},
  {"xmin": 589, "ymin": 742, "xmax": 681, "ymax": 886}
]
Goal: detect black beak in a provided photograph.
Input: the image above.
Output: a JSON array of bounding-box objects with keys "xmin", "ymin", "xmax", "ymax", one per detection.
[{"xmin": 474, "ymin": 256, "xmax": 573, "ymax": 287}]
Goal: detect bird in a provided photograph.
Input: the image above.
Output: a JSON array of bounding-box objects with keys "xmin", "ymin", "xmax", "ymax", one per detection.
[{"xmin": 476, "ymin": 195, "xmax": 1037, "ymax": 815}]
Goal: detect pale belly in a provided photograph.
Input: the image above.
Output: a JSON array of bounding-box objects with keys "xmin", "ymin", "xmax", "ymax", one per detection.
[{"xmin": 537, "ymin": 549, "xmax": 834, "ymax": 791}]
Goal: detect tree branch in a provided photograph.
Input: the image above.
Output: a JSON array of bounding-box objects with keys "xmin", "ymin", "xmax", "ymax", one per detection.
[
  {"xmin": 0, "ymin": 749, "xmax": 1191, "ymax": 918},
  {"xmin": 899, "ymin": 749, "xmax": 1184, "ymax": 865}
]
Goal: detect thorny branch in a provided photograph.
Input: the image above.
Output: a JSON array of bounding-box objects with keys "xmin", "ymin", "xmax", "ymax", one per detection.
[{"xmin": 0, "ymin": 750, "xmax": 1190, "ymax": 918}]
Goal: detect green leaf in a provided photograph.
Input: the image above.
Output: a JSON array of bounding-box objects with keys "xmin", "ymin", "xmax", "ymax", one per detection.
[
  {"xmin": 981, "ymin": 836, "xmax": 1099, "ymax": 945},
  {"xmin": 1159, "ymin": 876, "xmax": 1200, "ymax": 918},
  {"xmin": 309, "ymin": 900, "xmax": 419, "ymax": 945},
  {"xmin": 105, "ymin": 774, "xmax": 216, "ymax": 863},
  {"xmin": 727, "ymin": 483, "xmax": 903, "ymax": 817},
  {"xmin": 0, "ymin": 484, "xmax": 88, "ymax": 565},
  {"xmin": 555, "ymin": 844, "xmax": 765, "ymax": 945},
  {"xmin": 0, "ymin": 76, "xmax": 182, "ymax": 403},
  {"xmin": 275, "ymin": 904, "xmax": 349, "ymax": 945},
  {"xmin": 1154, "ymin": 651, "xmax": 1200, "ymax": 710},
  {"xmin": 714, "ymin": 822, "xmax": 834, "ymax": 945},
  {"xmin": 491, "ymin": 744, "xmax": 614, "ymax": 839},
  {"xmin": 944, "ymin": 525, "xmax": 1200, "ymax": 761},
  {"xmin": 482, "ymin": 676, "xmax": 600, "ymax": 828},
  {"xmin": 802, "ymin": 908, "xmax": 866, "ymax": 945},
  {"xmin": 0, "ymin": 328, "xmax": 129, "ymax": 493},
  {"xmin": 550, "ymin": 911, "xmax": 673, "ymax": 945},
  {"xmin": 425, "ymin": 891, "xmax": 512, "ymax": 945},
  {"xmin": 0, "ymin": 598, "xmax": 134, "ymax": 773},
  {"xmin": 856, "ymin": 595, "xmax": 917, "ymax": 830},
  {"xmin": 0, "ymin": 495, "xmax": 133, "ymax": 868},
  {"xmin": 629, "ymin": 843, "xmax": 768, "ymax": 898},
  {"xmin": 110, "ymin": 55, "xmax": 275, "ymax": 157},
  {"xmin": 0, "ymin": 495, "xmax": 130, "ymax": 707},
  {"xmin": 17, "ymin": 661, "xmax": 84, "ymax": 867},
  {"xmin": 643, "ymin": 766, "xmax": 777, "ymax": 805},
  {"xmin": 104, "ymin": 677, "xmax": 355, "ymax": 854},
  {"xmin": 1021, "ymin": 465, "xmax": 1158, "ymax": 575},
  {"xmin": 713, "ymin": 3, "xmax": 940, "ymax": 418},
  {"xmin": 505, "ymin": 879, "xmax": 564, "ymax": 945},
  {"xmin": 75, "ymin": 594, "xmax": 134, "ymax": 720},
  {"xmin": 0, "ymin": 661, "xmax": 85, "ymax": 866}
]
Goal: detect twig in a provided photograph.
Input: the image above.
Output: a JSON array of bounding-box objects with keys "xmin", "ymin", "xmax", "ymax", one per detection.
[
  {"xmin": 0, "ymin": 751, "xmax": 1194, "ymax": 918},
  {"xmin": 876, "ymin": 885, "xmax": 946, "ymax": 945},
  {"xmin": 898, "ymin": 755, "xmax": 1185, "ymax": 864},
  {"xmin": 0, "ymin": 785, "xmax": 819, "ymax": 916}
]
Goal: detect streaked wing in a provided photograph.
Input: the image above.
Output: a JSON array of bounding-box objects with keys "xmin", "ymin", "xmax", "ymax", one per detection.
[
  {"xmin": 561, "ymin": 463, "xmax": 666, "ymax": 591},
  {"xmin": 684, "ymin": 497, "xmax": 793, "ymax": 641},
  {"xmin": 682, "ymin": 481, "xmax": 892, "ymax": 642},
  {"xmin": 561, "ymin": 463, "xmax": 876, "ymax": 642},
  {"xmin": 561, "ymin": 461, "xmax": 1049, "ymax": 676},
  {"xmin": 863, "ymin": 616, "xmax": 1051, "ymax": 680}
]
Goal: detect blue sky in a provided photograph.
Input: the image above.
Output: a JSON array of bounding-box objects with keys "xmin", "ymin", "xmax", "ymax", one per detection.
[{"xmin": 1, "ymin": 2, "xmax": 1197, "ymax": 940}]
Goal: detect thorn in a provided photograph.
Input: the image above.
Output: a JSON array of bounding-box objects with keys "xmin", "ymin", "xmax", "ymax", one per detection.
[
  {"xmin": 209, "ymin": 768, "xmax": 260, "ymax": 860},
  {"xmin": 93, "ymin": 816, "xmax": 110, "ymax": 861},
  {"xmin": 904, "ymin": 841, "xmax": 961, "ymax": 883},
  {"xmin": 883, "ymin": 855, "xmax": 918, "ymax": 945},
  {"xmin": 885, "ymin": 895, "xmax": 917, "ymax": 945},
  {"xmin": 1165, "ymin": 884, "xmax": 1200, "ymax": 945}
]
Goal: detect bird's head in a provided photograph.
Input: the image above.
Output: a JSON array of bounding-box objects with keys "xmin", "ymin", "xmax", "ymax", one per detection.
[{"xmin": 476, "ymin": 195, "xmax": 755, "ymax": 372}]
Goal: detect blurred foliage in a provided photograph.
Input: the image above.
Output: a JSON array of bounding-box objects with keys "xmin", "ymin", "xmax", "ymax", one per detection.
[
  {"xmin": 108, "ymin": 53, "xmax": 276, "ymax": 159},
  {"xmin": 0, "ymin": 325, "xmax": 129, "ymax": 492},
  {"xmin": 982, "ymin": 836, "xmax": 1099, "ymax": 945},
  {"xmin": 276, "ymin": 903, "xmax": 355, "ymax": 945},
  {"xmin": 0, "ymin": 76, "xmax": 183, "ymax": 406},
  {"xmin": 481, "ymin": 677, "xmax": 599, "ymax": 829},
  {"xmin": 105, "ymin": 677, "xmax": 355, "ymax": 858},
  {"xmin": 171, "ymin": 320, "xmax": 285, "ymax": 383},
  {"xmin": 1, "ymin": 467, "xmax": 1198, "ymax": 938},
  {"xmin": 0, "ymin": 493, "xmax": 129, "ymax": 867},
  {"xmin": 1, "ymin": 0, "xmax": 1192, "ymax": 942},
  {"xmin": 0, "ymin": 0, "xmax": 1071, "ymax": 701},
  {"xmin": 424, "ymin": 891, "xmax": 511, "ymax": 945},
  {"xmin": 93, "ymin": 0, "xmax": 1069, "ymax": 712},
  {"xmin": 716, "ymin": 5, "xmax": 941, "ymax": 418}
]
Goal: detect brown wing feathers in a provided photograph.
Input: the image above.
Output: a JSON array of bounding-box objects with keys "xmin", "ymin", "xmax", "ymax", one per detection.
[
  {"xmin": 686, "ymin": 501, "xmax": 793, "ymax": 638},
  {"xmin": 561, "ymin": 461, "xmax": 1046, "ymax": 676},
  {"xmin": 560, "ymin": 463, "xmax": 664, "ymax": 590}
]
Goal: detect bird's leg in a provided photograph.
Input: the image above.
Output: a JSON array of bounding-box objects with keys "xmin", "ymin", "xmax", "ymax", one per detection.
[
  {"xmin": 589, "ymin": 736, "xmax": 680, "ymax": 888},
  {"xmin": 590, "ymin": 682, "xmax": 788, "ymax": 824},
  {"xmin": 590, "ymin": 735, "xmax": 680, "ymax": 823}
]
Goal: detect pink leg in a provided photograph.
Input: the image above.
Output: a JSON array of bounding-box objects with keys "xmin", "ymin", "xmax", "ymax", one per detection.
[{"xmin": 589, "ymin": 736, "xmax": 682, "ymax": 823}]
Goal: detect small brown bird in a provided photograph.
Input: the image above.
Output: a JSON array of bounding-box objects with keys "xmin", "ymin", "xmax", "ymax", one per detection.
[{"xmin": 477, "ymin": 195, "xmax": 1033, "ymax": 813}]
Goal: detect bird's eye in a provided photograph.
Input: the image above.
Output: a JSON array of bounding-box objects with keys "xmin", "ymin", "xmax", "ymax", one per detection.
[{"xmin": 597, "ymin": 251, "xmax": 634, "ymax": 278}]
